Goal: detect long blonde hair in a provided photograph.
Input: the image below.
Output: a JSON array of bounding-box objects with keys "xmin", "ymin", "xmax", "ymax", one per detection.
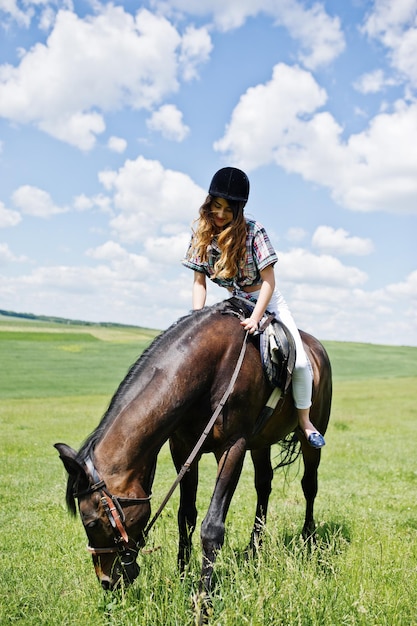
[{"xmin": 187, "ymin": 195, "xmax": 248, "ymax": 280}]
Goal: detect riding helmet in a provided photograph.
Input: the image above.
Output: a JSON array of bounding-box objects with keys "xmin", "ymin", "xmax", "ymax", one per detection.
[{"xmin": 208, "ymin": 167, "xmax": 250, "ymax": 203}]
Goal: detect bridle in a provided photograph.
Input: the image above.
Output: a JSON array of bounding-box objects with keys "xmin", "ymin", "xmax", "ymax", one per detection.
[{"xmin": 74, "ymin": 456, "xmax": 151, "ymax": 580}]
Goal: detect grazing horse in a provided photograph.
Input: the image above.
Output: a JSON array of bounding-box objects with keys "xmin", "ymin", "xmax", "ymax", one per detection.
[{"xmin": 55, "ymin": 299, "xmax": 331, "ymax": 597}]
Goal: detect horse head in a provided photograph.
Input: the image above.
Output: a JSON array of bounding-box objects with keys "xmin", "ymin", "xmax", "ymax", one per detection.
[{"xmin": 54, "ymin": 443, "xmax": 151, "ymax": 590}]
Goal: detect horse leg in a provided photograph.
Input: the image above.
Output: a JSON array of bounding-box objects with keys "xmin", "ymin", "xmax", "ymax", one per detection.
[
  {"xmin": 247, "ymin": 446, "xmax": 273, "ymax": 554},
  {"xmin": 169, "ymin": 438, "xmax": 199, "ymax": 572},
  {"xmin": 300, "ymin": 442, "xmax": 322, "ymax": 539},
  {"xmin": 199, "ymin": 437, "xmax": 247, "ymax": 596}
]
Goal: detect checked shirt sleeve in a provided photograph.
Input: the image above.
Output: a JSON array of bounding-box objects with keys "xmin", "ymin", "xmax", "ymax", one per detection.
[{"xmin": 250, "ymin": 221, "xmax": 278, "ymax": 271}]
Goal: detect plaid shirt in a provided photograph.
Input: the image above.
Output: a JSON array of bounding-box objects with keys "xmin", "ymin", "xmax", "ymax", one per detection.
[{"xmin": 182, "ymin": 218, "xmax": 278, "ymax": 289}]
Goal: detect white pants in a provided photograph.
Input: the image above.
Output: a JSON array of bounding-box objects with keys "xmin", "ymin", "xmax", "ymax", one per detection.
[{"xmin": 232, "ymin": 288, "xmax": 313, "ymax": 409}]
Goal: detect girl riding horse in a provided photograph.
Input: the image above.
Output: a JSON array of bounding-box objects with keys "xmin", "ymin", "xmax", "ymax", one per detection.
[{"xmin": 183, "ymin": 166, "xmax": 325, "ymax": 449}]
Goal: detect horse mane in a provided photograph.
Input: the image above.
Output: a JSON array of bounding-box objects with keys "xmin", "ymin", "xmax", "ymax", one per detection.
[
  {"xmin": 82, "ymin": 307, "xmax": 221, "ymax": 456},
  {"xmin": 65, "ymin": 305, "xmax": 226, "ymax": 512}
]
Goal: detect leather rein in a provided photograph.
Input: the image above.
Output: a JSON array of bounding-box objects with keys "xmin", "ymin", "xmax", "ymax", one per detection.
[
  {"xmin": 75, "ymin": 329, "xmax": 250, "ymax": 557},
  {"xmin": 143, "ymin": 329, "xmax": 250, "ymax": 538}
]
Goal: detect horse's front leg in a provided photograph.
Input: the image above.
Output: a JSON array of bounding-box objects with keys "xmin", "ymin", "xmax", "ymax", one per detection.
[
  {"xmin": 248, "ymin": 446, "xmax": 273, "ymax": 554},
  {"xmin": 169, "ymin": 438, "xmax": 199, "ymax": 572},
  {"xmin": 199, "ymin": 436, "xmax": 247, "ymax": 596}
]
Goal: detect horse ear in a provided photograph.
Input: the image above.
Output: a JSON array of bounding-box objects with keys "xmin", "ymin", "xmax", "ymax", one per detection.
[{"xmin": 54, "ymin": 443, "xmax": 85, "ymax": 477}]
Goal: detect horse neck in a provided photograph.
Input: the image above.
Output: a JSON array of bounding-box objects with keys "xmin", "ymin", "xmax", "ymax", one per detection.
[{"xmin": 94, "ymin": 311, "xmax": 236, "ymax": 493}]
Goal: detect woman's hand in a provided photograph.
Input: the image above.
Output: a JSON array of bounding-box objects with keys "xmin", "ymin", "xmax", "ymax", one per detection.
[
  {"xmin": 240, "ymin": 317, "xmax": 259, "ymax": 334},
  {"xmin": 240, "ymin": 266, "xmax": 275, "ymax": 334}
]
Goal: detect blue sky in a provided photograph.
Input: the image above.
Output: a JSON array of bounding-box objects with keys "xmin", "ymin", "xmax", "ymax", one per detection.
[{"xmin": 0, "ymin": 0, "xmax": 416, "ymax": 345}]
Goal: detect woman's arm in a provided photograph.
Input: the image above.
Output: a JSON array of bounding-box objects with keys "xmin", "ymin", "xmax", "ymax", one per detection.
[
  {"xmin": 192, "ymin": 271, "xmax": 207, "ymax": 309},
  {"xmin": 241, "ymin": 264, "xmax": 275, "ymax": 333}
]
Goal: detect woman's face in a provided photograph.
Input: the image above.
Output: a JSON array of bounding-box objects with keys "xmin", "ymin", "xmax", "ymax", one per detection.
[{"xmin": 211, "ymin": 197, "xmax": 234, "ymax": 229}]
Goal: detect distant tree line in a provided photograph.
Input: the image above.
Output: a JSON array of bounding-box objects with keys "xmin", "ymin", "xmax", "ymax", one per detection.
[{"xmin": 0, "ymin": 309, "xmax": 140, "ymax": 329}]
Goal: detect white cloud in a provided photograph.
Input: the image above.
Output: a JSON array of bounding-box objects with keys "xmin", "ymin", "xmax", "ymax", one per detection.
[
  {"xmin": 0, "ymin": 261, "xmax": 191, "ymax": 329},
  {"xmin": 386, "ymin": 268, "xmax": 417, "ymax": 297},
  {"xmin": 286, "ymin": 227, "xmax": 307, "ymax": 243},
  {"xmin": 0, "ymin": 242, "xmax": 27, "ymax": 264},
  {"xmin": 214, "ymin": 63, "xmax": 328, "ymax": 170},
  {"xmin": 179, "ymin": 24, "xmax": 213, "ymax": 81},
  {"xmin": 0, "ymin": 1, "xmax": 74, "ymax": 28},
  {"xmin": 284, "ymin": 270, "xmax": 417, "ymax": 345},
  {"xmin": 353, "ymin": 69, "xmax": 398, "ymax": 93},
  {"xmin": 12, "ymin": 185, "xmax": 68, "ymax": 217},
  {"xmin": 86, "ymin": 241, "xmax": 150, "ymax": 279},
  {"xmin": 215, "ymin": 64, "xmax": 417, "ymax": 214},
  {"xmin": 0, "ymin": 0, "xmax": 32, "ymax": 27},
  {"xmin": 144, "ymin": 232, "xmax": 190, "ymax": 264},
  {"xmin": 147, "ymin": 104, "xmax": 190, "ymax": 141},
  {"xmin": 39, "ymin": 111, "xmax": 105, "ymax": 151},
  {"xmin": 98, "ymin": 155, "xmax": 205, "ymax": 244},
  {"xmin": 274, "ymin": 0, "xmax": 345, "ymax": 69},
  {"xmin": 1, "ymin": 254, "xmax": 414, "ymax": 343},
  {"xmin": 38, "ymin": 5, "xmax": 58, "ymax": 31},
  {"xmin": 108, "ymin": 136, "xmax": 127, "ymax": 153},
  {"xmin": 0, "ymin": 201, "xmax": 21, "ymax": 227},
  {"xmin": 0, "ymin": 6, "xmax": 210, "ymax": 150},
  {"xmin": 362, "ymin": 0, "xmax": 417, "ymax": 87},
  {"xmin": 278, "ymin": 248, "xmax": 368, "ymax": 287},
  {"xmin": 72, "ymin": 193, "xmax": 112, "ymax": 213},
  {"xmin": 312, "ymin": 226, "xmax": 374, "ymax": 256},
  {"xmin": 152, "ymin": 0, "xmax": 345, "ymax": 68}
]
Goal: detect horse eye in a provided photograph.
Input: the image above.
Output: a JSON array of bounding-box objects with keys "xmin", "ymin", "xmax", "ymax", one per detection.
[{"xmin": 86, "ymin": 519, "xmax": 98, "ymax": 529}]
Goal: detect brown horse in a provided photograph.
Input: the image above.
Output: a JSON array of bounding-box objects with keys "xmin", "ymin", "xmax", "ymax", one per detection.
[{"xmin": 55, "ymin": 298, "xmax": 332, "ymax": 598}]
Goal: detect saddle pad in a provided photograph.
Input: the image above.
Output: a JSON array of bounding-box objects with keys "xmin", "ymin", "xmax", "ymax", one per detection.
[{"xmin": 260, "ymin": 318, "xmax": 296, "ymax": 392}]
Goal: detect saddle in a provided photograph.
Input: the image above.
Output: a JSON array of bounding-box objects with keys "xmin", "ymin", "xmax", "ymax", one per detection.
[
  {"xmin": 220, "ymin": 297, "xmax": 298, "ymax": 437},
  {"xmin": 220, "ymin": 297, "xmax": 296, "ymax": 395}
]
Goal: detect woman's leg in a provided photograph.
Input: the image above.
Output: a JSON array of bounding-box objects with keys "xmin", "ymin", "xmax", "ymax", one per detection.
[
  {"xmin": 272, "ymin": 291, "xmax": 325, "ymax": 448},
  {"xmin": 230, "ymin": 288, "xmax": 325, "ymax": 448}
]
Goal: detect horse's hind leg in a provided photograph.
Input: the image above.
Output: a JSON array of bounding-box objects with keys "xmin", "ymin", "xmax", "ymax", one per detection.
[
  {"xmin": 300, "ymin": 442, "xmax": 322, "ymax": 539},
  {"xmin": 170, "ymin": 438, "xmax": 199, "ymax": 572},
  {"xmin": 248, "ymin": 446, "xmax": 273, "ymax": 554}
]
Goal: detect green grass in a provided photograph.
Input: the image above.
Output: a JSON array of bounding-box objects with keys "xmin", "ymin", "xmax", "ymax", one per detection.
[
  {"xmin": 323, "ymin": 340, "xmax": 417, "ymax": 380},
  {"xmin": 0, "ymin": 324, "xmax": 158, "ymax": 398},
  {"xmin": 1, "ymin": 320, "xmax": 417, "ymax": 625}
]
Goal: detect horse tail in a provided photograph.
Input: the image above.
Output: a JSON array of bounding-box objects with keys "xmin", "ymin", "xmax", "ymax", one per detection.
[{"xmin": 272, "ymin": 432, "xmax": 301, "ymax": 471}]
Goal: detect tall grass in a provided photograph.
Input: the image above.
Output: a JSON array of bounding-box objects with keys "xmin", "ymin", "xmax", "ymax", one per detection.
[{"xmin": 1, "ymin": 319, "xmax": 416, "ymax": 625}]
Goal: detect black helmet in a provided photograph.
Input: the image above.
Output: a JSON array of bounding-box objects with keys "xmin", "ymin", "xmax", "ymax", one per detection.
[{"xmin": 208, "ymin": 167, "xmax": 250, "ymax": 203}]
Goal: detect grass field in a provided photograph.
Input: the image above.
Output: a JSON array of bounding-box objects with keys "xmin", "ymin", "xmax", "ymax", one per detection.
[{"xmin": 1, "ymin": 315, "xmax": 416, "ymax": 625}]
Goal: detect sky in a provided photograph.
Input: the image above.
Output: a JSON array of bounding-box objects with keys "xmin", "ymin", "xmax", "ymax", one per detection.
[{"xmin": 0, "ymin": 0, "xmax": 416, "ymax": 346}]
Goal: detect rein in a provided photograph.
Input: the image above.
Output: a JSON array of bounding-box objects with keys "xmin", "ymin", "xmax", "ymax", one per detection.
[
  {"xmin": 77, "ymin": 327, "xmax": 249, "ymax": 555},
  {"xmin": 143, "ymin": 329, "xmax": 250, "ymax": 538}
]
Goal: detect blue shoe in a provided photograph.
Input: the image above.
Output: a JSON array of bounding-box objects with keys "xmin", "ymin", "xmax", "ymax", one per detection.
[{"xmin": 308, "ymin": 432, "xmax": 326, "ymax": 448}]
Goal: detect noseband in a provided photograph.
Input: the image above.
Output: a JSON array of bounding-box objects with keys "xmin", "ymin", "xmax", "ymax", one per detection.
[{"xmin": 74, "ymin": 456, "xmax": 151, "ymax": 560}]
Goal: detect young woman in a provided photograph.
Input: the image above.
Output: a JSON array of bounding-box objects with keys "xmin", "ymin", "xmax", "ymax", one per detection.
[{"xmin": 182, "ymin": 167, "xmax": 325, "ymax": 448}]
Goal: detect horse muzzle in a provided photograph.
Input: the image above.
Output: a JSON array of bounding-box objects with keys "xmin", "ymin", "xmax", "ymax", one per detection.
[
  {"xmin": 119, "ymin": 547, "xmax": 141, "ymax": 585},
  {"xmin": 92, "ymin": 548, "xmax": 140, "ymax": 590}
]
